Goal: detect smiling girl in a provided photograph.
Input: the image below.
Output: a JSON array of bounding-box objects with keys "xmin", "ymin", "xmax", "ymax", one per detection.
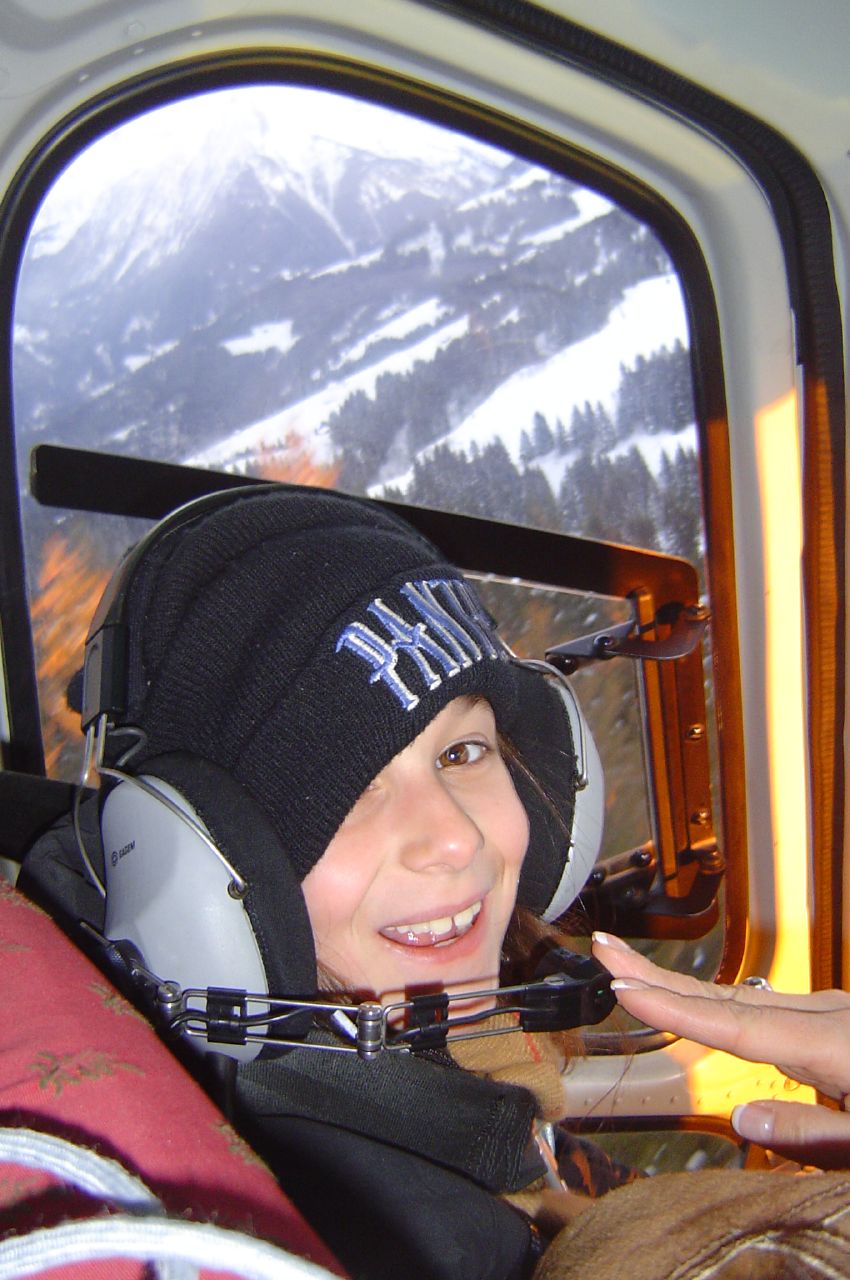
[
  {"xmin": 302, "ymin": 695, "xmax": 529, "ymax": 1015},
  {"xmin": 23, "ymin": 485, "xmax": 636, "ymax": 1280}
]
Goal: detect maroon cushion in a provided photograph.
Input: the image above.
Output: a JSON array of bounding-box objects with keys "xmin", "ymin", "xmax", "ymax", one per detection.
[{"xmin": 0, "ymin": 878, "xmax": 345, "ymax": 1277}]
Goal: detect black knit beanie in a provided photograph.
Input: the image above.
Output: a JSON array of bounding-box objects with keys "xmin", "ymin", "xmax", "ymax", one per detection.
[{"xmin": 116, "ymin": 485, "xmax": 577, "ymax": 915}]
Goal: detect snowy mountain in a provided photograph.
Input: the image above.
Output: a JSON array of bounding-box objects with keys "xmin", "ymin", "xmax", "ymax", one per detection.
[{"xmin": 13, "ymin": 83, "xmax": 699, "ymax": 562}]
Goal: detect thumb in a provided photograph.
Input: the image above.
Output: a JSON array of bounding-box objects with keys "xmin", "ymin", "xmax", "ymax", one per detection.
[{"xmin": 733, "ymin": 1099, "xmax": 850, "ymax": 1170}]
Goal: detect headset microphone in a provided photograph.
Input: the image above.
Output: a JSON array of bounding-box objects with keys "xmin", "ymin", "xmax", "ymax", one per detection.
[{"xmin": 80, "ymin": 933, "xmax": 615, "ymax": 1060}]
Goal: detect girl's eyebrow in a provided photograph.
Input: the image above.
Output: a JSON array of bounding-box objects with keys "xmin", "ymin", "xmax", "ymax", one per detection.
[
  {"xmin": 444, "ymin": 695, "xmax": 497, "ymax": 736},
  {"xmin": 455, "ymin": 693, "xmax": 487, "ymax": 710}
]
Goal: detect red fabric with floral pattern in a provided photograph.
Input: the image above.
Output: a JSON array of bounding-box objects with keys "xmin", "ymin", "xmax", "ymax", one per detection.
[{"xmin": 0, "ymin": 879, "xmax": 345, "ymax": 1277}]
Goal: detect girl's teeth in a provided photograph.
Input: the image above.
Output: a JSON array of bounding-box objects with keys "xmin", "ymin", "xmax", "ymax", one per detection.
[{"xmin": 389, "ymin": 901, "xmax": 482, "ymax": 941}]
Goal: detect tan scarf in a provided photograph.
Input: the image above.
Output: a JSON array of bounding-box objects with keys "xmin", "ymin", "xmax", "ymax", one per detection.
[{"xmin": 448, "ymin": 1011, "xmax": 567, "ymax": 1121}]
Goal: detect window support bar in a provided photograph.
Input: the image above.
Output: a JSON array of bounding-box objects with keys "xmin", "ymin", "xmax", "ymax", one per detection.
[
  {"xmin": 579, "ymin": 840, "xmax": 723, "ymax": 940},
  {"xmin": 545, "ymin": 603, "xmax": 708, "ymax": 671}
]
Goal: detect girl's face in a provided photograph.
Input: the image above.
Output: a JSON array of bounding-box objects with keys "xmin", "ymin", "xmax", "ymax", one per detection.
[{"xmin": 302, "ymin": 696, "xmax": 529, "ymax": 1016}]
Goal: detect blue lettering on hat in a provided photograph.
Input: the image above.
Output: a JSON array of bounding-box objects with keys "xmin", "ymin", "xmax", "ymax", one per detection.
[
  {"xmin": 336, "ymin": 577, "xmax": 500, "ymax": 710},
  {"xmin": 404, "ymin": 580, "xmax": 500, "ymax": 664}
]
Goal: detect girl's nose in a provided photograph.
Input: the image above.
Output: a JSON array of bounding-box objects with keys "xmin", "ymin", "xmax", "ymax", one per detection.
[{"xmin": 396, "ymin": 775, "xmax": 483, "ymax": 873}]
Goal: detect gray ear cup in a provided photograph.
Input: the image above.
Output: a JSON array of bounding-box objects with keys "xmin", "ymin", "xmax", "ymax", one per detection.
[
  {"xmin": 511, "ymin": 664, "xmax": 604, "ymax": 921},
  {"xmin": 100, "ymin": 753, "xmax": 316, "ymax": 1060},
  {"xmin": 102, "ymin": 774, "xmax": 268, "ymax": 1062},
  {"xmin": 539, "ymin": 678, "xmax": 604, "ymax": 922}
]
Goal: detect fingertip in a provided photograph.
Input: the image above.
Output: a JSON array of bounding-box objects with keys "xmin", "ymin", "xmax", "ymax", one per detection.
[
  {"xmin": 731, "ymin": 1101, "xmax": 775, "ymax": 1144},
  {"xmin": 592, "ymin": 931, "xmax": 634, "ymax": 953},
  {"xmin": 609, "ymin": 977, "xmax": 651, "ymax": 992}
]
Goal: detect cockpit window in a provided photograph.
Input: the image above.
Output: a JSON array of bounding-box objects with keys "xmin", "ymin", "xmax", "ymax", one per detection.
[{"xmin": 15, "ymin": 86, "xmax": 696, "ymax": 551}]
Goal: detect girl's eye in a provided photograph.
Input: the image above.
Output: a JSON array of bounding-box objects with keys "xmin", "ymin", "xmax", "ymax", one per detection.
[{"xmin": 437, "ymin": 740, "xmax": 488, "ymax": 769}]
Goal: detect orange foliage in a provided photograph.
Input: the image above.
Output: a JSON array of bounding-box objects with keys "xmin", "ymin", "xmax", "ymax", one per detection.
[
  {"xmin": 254, "ymin": 430, "xmax": 340, "ymax": 489},
  {"xmin": 29, "ymin": 434, "xmax": 337, "ymax": 776},
  {"xmin": 31, "ymin": 530, "xmax": 111, "ymax": 777},
  {"xmin": 510, "ymin": 594, "xmax": 560, "ymax": 659}
]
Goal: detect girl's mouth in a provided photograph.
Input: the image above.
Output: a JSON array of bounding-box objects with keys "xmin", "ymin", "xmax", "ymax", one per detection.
[{"xmin": 379, "ymin": 899, "xmax": 482, "ymax": 948}]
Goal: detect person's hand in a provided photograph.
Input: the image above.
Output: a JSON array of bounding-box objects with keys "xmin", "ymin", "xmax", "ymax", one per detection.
[{"xmin": 591, "ymin": 930, "xmax": 850, "ymax": 1168}]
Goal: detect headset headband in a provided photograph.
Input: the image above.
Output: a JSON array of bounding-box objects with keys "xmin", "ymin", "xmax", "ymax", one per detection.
[{"xmin": 81, "ymin": 484, "xmax": 271, "ymax": 730}]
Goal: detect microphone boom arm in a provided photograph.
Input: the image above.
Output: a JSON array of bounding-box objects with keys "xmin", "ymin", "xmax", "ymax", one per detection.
[{"xmin": 155, "ymin": 950, "xmax": 615, "ymax": 1058}]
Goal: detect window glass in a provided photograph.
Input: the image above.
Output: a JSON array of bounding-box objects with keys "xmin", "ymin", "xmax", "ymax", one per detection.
[
  {"xmin": 472, "ymin": 578, "xmax": 648, "ymax": 861},
  {"xmin": 589, "ymin": 1130, "xmax": 744, "ymax": 1176},
  {"xmin": 12, "ymin": 85, "xmax": 707, "ymax": 951}
]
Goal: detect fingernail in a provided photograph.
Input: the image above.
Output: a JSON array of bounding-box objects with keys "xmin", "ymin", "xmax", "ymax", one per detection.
[
  {"xmin": 731, "ymin": 1103, "xmax": 775, "ymax": 1144},
  {"xmin": 592, "ymin": 932, "xmax": 634, "ymax": 952},
  {"xmin": 609, "ymin": 978, "xmax": 651, "ymax": 992}
]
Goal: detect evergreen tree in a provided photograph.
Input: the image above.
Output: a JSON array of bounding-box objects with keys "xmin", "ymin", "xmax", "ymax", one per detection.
[
  {"xmin": 595, "ymin": 404, "xmax": 618, "ymax": 454},
  {"xmin": 532, "ymin": 410, "xmax": 555, "ymax": 456},
  {"xmin": 616, "ymin": 343, "xmax": 696, "ymax": 437},
  {"xmin": 327, "ymin": 389, "xmax": 379, "ymax": 490},
  {"xmin": 570, "ymin": 402, "xmax": 597, "ymax": 454},
  {"xmin": 519, "ymin": 428, "xmax": 535, "ymax": 465},
  {"xmin": 521, "ymin": 465, "xmax": 559, "ymax": 531},
  {"xmin": 559, "ymin": 447, "xmax": 661, "ymax": 549},
  {"xmin": 658, "ymin": 445, "xmax": 702, "ymax": 563},
  {"xmin": 476, "ymin": 438, "xmax": 524, "ymax": 522},
  {"xmin": 668, "ymin": 339, "xmax": 695, "ymax": 430},
  {"xmin": 560, "ymin": 453, "xmax": 602, "ymax": 533}
]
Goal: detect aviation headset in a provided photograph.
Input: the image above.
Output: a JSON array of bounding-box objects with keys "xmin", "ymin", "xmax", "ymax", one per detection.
[{"xmin": 78, "ymin": 483, "xmax": 604, "ymax": 1060}]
